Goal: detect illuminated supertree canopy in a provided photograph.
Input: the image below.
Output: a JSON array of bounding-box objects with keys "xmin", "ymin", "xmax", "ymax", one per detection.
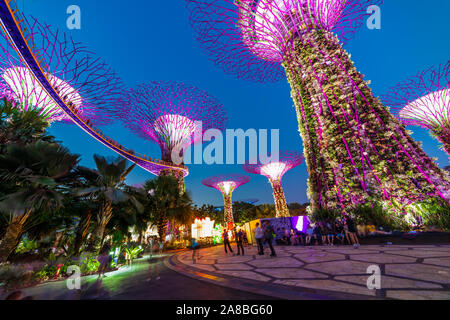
[
  {"xmin": 0, "ymin": 16, "xmax": 123, "ymax": 124},
  {"xmin": 243, "ymin": 151, "xmax": 304, "ymax": 217},
  {"xmin": 187, "ymin": 0, "xmax": 450, "ymax": 215},
  {"xmin": 202, "ymin": 174, "xmax": 250, "ymax": 226},
  {"xmin": 382, "ymin": 62, "xmax": 450, "ymax": 157},
  {"xmin": 114, "ymin": 81, "xmax": 227, "ymax": 189}
]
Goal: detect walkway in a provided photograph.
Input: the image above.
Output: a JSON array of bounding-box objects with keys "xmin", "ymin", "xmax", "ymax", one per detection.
[
  {"xmin": 169, "ymin": 244, "xmax": 450, "ymax": 300},
  {"xmin": 1, "ymin": 254, "xmax": 274, "ymax": 300}
]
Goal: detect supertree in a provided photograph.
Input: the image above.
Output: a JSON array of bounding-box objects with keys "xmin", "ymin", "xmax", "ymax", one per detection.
[
  {"xmin": 382, "ymin": 62, "xmax": 450, "ymax": 158},
  {"xmin": 0, "ymin": 16, "xmax": 121, "ymax": 125},
  {"xmin": 115, "ymin": 82, "xmax": 227, "ymax": 190},
  {"xmin": 202, "ymin": 174, "xmax": 250, "ymax": 226},
  {"xmin": 186, "ymin": 0, "xmax": 450, "ymax": 215},
  {"xmin": 243, "ymin": 151, "xmax": 304, "ymax": 217}
]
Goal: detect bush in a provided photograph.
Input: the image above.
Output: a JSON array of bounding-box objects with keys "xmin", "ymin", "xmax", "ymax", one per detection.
[
  {"xmin": 351, "ymin": 202, "xmax": 409, "ymax": 231},
  {"xmin": 309, "ymin": 208, "xmax": 340, "ymax": 223},
  {"xmin": 15, "ymin": 238, "xmax": 38, "ymax": 255},
  {"xmin": 412, "ymin": 200, "xmax": 450, "ymax": 231}
]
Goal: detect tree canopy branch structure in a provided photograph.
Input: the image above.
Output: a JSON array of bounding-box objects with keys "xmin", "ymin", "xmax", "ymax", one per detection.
[
  {"xmin": 114, "ymin": 81, "xmax": 227, "ymax": 190},
  {"xmin": 243, "ymin": 150, "xmax": 304, "ymax": 217},
  {"xmin": 382, "ymin": 62, "xmax": 450, "ymax": 158},
  {"xmin": 202, "ymin": 174, "xmax": 250, "ymax": 226}
]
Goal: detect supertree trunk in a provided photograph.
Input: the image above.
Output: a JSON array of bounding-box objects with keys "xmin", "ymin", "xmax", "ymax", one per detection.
[
  {"xmin": 436, "ymin": 127, "xmax": 450, "ymax": 158},
  {"xmin": 270, "ymin": 180, "xmax": 290, "ymax": 218},
  {"xmin": 223, "ymin": 193, "xmax": 234, "ymax": 225},
  {"xmin": 283, "ymin": 30, "xmax": 450, "ymax": 213}
]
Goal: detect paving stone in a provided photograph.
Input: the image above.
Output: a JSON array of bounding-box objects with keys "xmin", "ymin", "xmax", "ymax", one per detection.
[
  {"xmin": 216, "ymin": 270, "xmax": 271, "ymax": 282},
  {"xmin": 386, "ymin": 264, "xmax": 450, "ymax": 284},
  {"xmin": 273, "ymin": 279, "xmax": 376, "ymax": 297},
  {"xmin": 386, "ymin": 250, "xmax": 450, "ymax": 258},
  {"xmin": 423, "ymin": 257, "xmax": 450, "ymax": 268},
  {"xmin": 247, "ymin": 257, "xmax": 304, "ymax": 268},
  {"xmin": 191, "ymin": 264, "xmax": 216, "ymax": 272},
  {"xmin": 334, "ymin": 275, "xmax": 443, "ymax": 289},
  {"xmin": 215, "ymin": 264, "xmax": 254, "ymax": 271},
  {"xmin": 386, "ymin": 290, "xmax": 450, "ymax": 300},
  {"xmin": 350, "ymin": 254, "xmax": 417, "ymax": 264},
  {"xmin": 216, "ymin": 256, "xmax": 254, "ymax": 264},
  {"xmin": 305, "ymin": 260, "xmax": 374, "ymax": 275},
  {"xmin": 256, "ymin": 268, "xmax": 329, "ymax": 279},
  {"xmin": 294, "ymin": 252, "xmax": 346, "ymax": 263},
  {"xmin": 329, "ymin": 249, "xmax": 382, "ymax": 255}
]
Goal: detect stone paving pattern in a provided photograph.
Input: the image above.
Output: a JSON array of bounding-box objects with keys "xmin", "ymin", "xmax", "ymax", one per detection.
[{"xmin": 176, "ymin": 244, "xmax": 450, "ymax": 300}]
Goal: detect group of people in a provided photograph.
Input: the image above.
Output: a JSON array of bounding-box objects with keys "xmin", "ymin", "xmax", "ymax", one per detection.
[{"xmin": 291, "ymin": 216, "xmax": 360, "ymax": 247}]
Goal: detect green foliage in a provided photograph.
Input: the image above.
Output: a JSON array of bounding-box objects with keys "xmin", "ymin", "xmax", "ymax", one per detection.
[
  {"xmin": 15, "ymin": 238, "xmax": 38, "ymax": 255},
  {"xmin": 310, "ymin": 208, "xmax": 340, "ymax": 223},
  {"xmin": 350, "ymin": 202, "xmax": 409, "ymax": 231},
  {"xmin": 125, "ymin": 246, "xmax": 143, "ymax": 260},
  {"xmin": 412, "ymin": 200, "xmax": 450, "ymax": 231}
]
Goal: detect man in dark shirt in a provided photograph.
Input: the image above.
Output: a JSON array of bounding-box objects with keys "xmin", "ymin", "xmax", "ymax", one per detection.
[
  {"xmin": 235, "ymin": 228, "xmax": 245, "ymax": 256},
  {"xmin": 222, "ymin": 229, "xmax": 233, "ymax": 254},
  {"xmin": 263, "ymin": 220, "xmax": 277, "ymax": 257}
]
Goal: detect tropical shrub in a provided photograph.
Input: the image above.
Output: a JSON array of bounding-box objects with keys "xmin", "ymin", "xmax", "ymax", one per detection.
[
  {"xmin": 125, "ymin": 247, "xmax": 143, "ymax": 260},
  {"xmin": 15, "ymin": 238, "xmax": 39, "ymax": 255},
  {"xmin": 411, "ymin": 200, "xmax": 450, "ymax": 231},
  {"xmin": 351, "ymin": 202, "xmax": 409, "ymax": 231},
  {"xmin": 309, "ymin": 208, "xmax": 340, "ymax": 223}
]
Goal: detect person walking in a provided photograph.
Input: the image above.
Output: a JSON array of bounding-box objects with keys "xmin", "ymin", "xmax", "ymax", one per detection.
[
  {"xmin": 263, "ymin": 220, "xmax": 277, "ymax": 257},
  {"xmin": 235, "ymin": 228, "xmax": 245, "ymax": 256},
  {"xmin": 191, "ymin": 238, "xmax": 200, "ymax": 263},
  {"xmin": 222, "ymin": 229, "xmax": 233, "ymax": 254},
  {"xmin": 254, "ymin": 223, "xmax": 264, "ymax": 255}
]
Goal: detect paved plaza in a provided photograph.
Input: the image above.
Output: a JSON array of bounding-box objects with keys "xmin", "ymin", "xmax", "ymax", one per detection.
[{"xmin": 170, "ymin": 244, "xmax": 450, "ymax": 300}]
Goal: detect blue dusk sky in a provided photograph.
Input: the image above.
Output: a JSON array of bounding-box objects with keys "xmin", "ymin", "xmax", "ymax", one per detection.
[{"xmin": 17, "ymin": 0, "xmax": 450, "ymax": 207}]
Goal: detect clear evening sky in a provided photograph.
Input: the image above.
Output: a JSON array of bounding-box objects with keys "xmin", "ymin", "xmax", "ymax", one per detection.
[{"xmin": 19, "ymin": 0, "xmax": 450, "ymax": 206}]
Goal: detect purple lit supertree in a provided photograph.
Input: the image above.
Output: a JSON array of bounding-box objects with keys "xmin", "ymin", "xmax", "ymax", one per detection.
[
  {"xmin": 243, "ymin": 151, "xmax": 304, "ymax": 217},
  {"xmin": 0, "ymin": 16, "xmax": 122, "ymax": 124},
  {"xmin": 187, "ymin": 0, "xmax": 450, "ymax": 216},
  {"xmin": 116, "ymin": 81, "xmax": 227, "ymax": 189},
  {"xmin": 382, "ymin": 62, "xmax": 450, "ymax": 158},
  {"xmin": 202, "ymin": 174, "xmax": 250, "ymax": 226}
]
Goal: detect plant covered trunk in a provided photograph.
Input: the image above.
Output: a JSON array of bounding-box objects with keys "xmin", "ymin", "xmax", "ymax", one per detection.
[
  {"xmin": 436, "ymin": 126, "xmax": 450, "ymax": 158},
  {"xmin": 0, "ymin": 210, "xmax": 32, "ymax": 263},
  {"xmin": 88, "ymin": 201, "xmax": 113, "ymax": 253},
  {"xmin": 223, "ymin": 193, "xmax": 234, "ymax": 226},
  {"xmin": 270, "ymin": 179, "xmax": 289, "ymax": 218},
  {"xmin": 282, "ymin": 29, "xmax": 450, "ymax": 215},
  {"xmin": 73, "ymin": 212, "xmax": 92, "ymax": 255}
]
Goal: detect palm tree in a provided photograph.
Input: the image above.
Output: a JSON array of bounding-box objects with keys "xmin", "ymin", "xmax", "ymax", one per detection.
[
  {"xmin": 0, "ymin": 142, "xmax": 79, "ymax": 262},
  {"xmin": 144, "ymin": 176, "xmax": 193, "ymax": 241},
  {"xmin": 0, "ymin": 98, "xmax": 54, "ymax": 153},
  {"xmin": 76, "ymin": 155, "xmax": 140, "ymax": 252}
]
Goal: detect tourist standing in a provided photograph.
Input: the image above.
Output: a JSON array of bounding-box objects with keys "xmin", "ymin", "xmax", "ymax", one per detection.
[
  {"xmin": 263, "ymin": 220, "xmax": 277, "ymax": 257},
  {"xmin": 222, "ymin": 229, "xmax": 233, "ymax": 254},
  {"xmin": 235, "ymin": 228, "xmax": 245, "ymax": 256},
  {"xmin": 254, "ymin": 223, "xmax": 264, "ymax": 255}
]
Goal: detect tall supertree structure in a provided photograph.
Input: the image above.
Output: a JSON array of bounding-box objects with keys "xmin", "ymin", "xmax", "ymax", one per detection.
[
  {"xmin": 243, "ymin": 151, "xmax": 304, "ymax": 217},
  {"xmin": 382, "ymin": 62, "xmax": 450, "ymax": 158},
  {"xmin": 187, "ymin": 0, "xmax": 450, "ymax": 214},
  {"xmin": 202, "ymin": 174, "xmax": 250, "ymax": 226},
  {"xmin": 0, "ymin": 16, "xmax": 121, "ymax": 125},
  {"xmin": 116, "ymin": 81, "xmax": 227, "ymax": 190}
]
